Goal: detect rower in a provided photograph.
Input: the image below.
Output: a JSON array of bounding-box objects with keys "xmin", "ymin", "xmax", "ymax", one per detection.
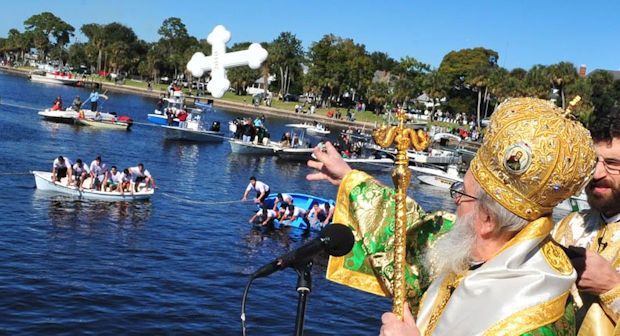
[
  {"xmin": 72, "ymin": 158, "xmax": 89, "ymax": 191},
  {"xmin": 106, "ymin": 166, "xmax": 123, "ymax": 192},
  {"xmin": 248, "ymin": 207, "xmax": 278, "ymax": 227},
  {"xmin": 272, "ymin": 193, "xmax": 293, "ymax": 212},
  {"xmin": 52, "ymin": 155, "xmax": 73, "ymax": 186},
  {"xmin": 128, "ymin": 163, "xmax": 156, "ymax": 192}
]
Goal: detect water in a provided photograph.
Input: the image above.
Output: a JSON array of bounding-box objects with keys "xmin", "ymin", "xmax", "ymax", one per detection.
[{"xmin": 0, "ymin": 71, "xmax": 460, "ymax": 335}]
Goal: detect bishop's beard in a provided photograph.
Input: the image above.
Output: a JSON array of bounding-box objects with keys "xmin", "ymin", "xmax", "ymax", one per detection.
[{"xmin": 423, "ymin": 211, "xmax": 477, "ymax": 279}]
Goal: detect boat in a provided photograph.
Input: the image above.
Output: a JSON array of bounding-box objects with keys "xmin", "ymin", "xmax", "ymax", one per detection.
[
  {"xmin": 33, "ymin": 171, "xmax": 154, "ymax": 201},
  {"xmin": 284, "ymin": 123, "xmax": 312, "ymax": 129},
  {"xmin": 163, "ymin": 111, "xmax": 224, "ymax": 142},
  {"xmin": 77, "ymin": 118, "xmax": 132, "ymax": 131},
  {"xmin": 229, "ymin": 139, "xmax": 278, "ymax": 154},
  {"xmin": 410, "ymin": 165, "xmax": 463, "ymax": 189},
  {"xmin": 306, "ymin": 123, "xmax": 330, "ymax": 136},
  {"xmin": 148, "ymin": 97, "xmax": 183, "ymax": 126},
  {"xmin": 261, "ymin": 192, "xmax": 335, "ymax": 231},
  {"xmin": 38, "ymin": 108, "xmax": 117, "ymax": 124},
  {"xmin": 194, "ymin": 100, "xmax": 214, "ymax": 111},
  {"xmin": 30, "ymin": 70, "xmax": 81, "ymax": 86},
  {"xmin": 344, "ymin": 157, "xmax": 394, "ymax": 171},
  {"xmin": 274, "ymin": 146, "xmax": 314, "ymax": 161}
]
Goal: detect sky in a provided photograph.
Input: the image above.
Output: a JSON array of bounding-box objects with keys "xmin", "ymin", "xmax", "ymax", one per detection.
[{"xmin": 1, "ymin": 0, "xmax": 619, "ymax": 72}]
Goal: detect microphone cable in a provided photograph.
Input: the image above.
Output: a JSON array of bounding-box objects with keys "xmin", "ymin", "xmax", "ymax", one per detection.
[{"xmin": 240, "ymin": 275, "xmax": 256, "ymax": 336}]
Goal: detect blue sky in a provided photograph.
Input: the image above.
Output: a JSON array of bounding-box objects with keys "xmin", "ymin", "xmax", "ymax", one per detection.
[{"xmin": 2, "ymin": 0, "xmax": 618, "ymax": 72}]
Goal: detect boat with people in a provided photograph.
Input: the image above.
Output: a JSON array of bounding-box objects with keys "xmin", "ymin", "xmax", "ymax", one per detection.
[
  {"xmin": 76, "ymin": 117, "xmax": 132, "ymax": 131},
  {"xmin": 33, "ymin": 171, "xmax": 154, "ymax": 201},
  {"xmin": 273, "ymin": 125, "xmax": 316, "ymax": 161},
  {"xmin": 30, "ymin": 70, "xmax": 82, "ymax": 86},
  {"xmin": 410, "ymin": 164, "xmax": 463, "ymax": 189},
  {"xmin": 261, "ymin": 192, "xmax": 335, "ymax": 231},
  {"xmin": 38, "ymin": 108, "xmax": 117, "ymax": 124},
  {"xmin": 163, "ymin": 110, "xmax": 224, "ymax": 142},
  {"xmin": 229, "ymin": 139, "xmax": 278, "ymax": 154},
  {"xmin": 305, "ymin": 123, "xmax": 330, "ymax": 136},
  {"xmin": 148, "ymin": 97, "xmax": 184, "ymax": 126}
]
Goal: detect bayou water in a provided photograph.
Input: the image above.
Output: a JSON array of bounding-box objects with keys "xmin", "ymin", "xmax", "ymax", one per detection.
[{"xmin": 0, "ymin": 71, "xmax": 473, "ymax": 335}]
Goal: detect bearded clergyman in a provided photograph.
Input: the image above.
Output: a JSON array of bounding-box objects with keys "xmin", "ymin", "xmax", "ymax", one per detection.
[
  {"xmin": 307, "ymin": 98, "xmax": 596, "ymax": 335},
  {"xmin": 554, "ymin": 107, "xmax": 620, "ymax": 335}
]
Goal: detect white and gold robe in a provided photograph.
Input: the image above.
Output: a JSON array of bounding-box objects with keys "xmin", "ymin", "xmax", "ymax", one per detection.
[{"xmin": 555, "ymin": 210, "xmax": 620, "ymax": 335}]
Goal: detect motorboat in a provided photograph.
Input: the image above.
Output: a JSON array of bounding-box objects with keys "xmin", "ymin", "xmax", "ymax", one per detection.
[
  {"xmin": 163, "ymin": 112, "xmax": 224, "ymax": 143},
  {"xmin": 148, "ymin": 97, "xmax": 184, "ymax": 126},
  {"xmin": 30, "ymin": 70, "xmax": 81, "ymax": 86},
  {"xmin": 33, "ymin": 171, "xmax": 154, "ymax": 201},
  {"xmin": 274, "ymin": 146, "xmax": 314, "ymax": 161},
  {"xmin": 76, "ymin": 118, "xmax": 132, "ymax": 131},
  {"xmin": 38, "ymin": 108, "xmax": 117, "ymax": 124},
  {"xmin": 344, "ymin": 157, "xmax": 394, "ymax": 171},
  {"xmin": 229, "ymin": 139, "xmax": 278, "ymax": 155},
  {"xmin": 306, "ymin": 123, "xmax": 330, "ymax": 136},
  {"xmin": 410, "ymin": 165, "xmax": 463, "ymax": 189},
  {"xmin": 261, "ymin": 192, "xmax": 335, "ymax": 231},
  {"xmin": 194, "ymin": 100, "xmax": 214, "ymax": 111}
]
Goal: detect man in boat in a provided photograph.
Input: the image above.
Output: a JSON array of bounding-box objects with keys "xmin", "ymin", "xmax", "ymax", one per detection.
[
  {"xmin": 71, "ymin": 96, "xmax": 82, "ymax": 111},
  {"xmin": 554, "ymin": 107, "xmax": 620, "ymax": 335},
  {"xmin": 72, "ymin": 158, "xmax": 89, "ymax": 191},
  {"xmin": 280, "ymin": 204, "xmax": 307, "ymax": 227},
  {"xmin": 307, "ymin": 98, "xmax": 597, "ymax": 335},
  {"xmin": 51, "ymin": 96, "xmax": 63, "ymax": 111},
  {"xmin": 120, "ymin": 168, "xmax": 132, "ymax": 194},
  {"xmin": 106, "ymin": 166, "xmax": 123, "ymax": 192},
  {"xmin": 128, "ymin": 163, "xmax": 156, "ymax": 192},
  {"xmin": 272, "ymin": 193, "xmax": 293, "ymax": 212},
  {"xmin": 249, "ymin": 207, "xmax": 278, "ymax": 227},
  {"xmin": 305, "ymin": 201, "xmax": 335, "ymax": 229},
  {"xmin": 52, "ymin": 155, "xmax": 73, "ymax": 186},
  {"xmin": 280, "ymin": 132, "xmax": 292, "ymax": 147},
  {"xmin": 87, "ymin": 89, "xmax": 99, "ymax": 112},
  {"xmin": 241, "ymin": 176, "xmax": 270, "ymax": 205},
  {"xmin": 89, "ymin": 156, "xmax": 108, "ymax": 190}
]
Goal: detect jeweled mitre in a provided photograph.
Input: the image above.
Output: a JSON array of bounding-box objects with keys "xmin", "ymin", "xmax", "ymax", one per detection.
[{"xmin": 471, "ymin": 97, "xmax": 596, "ymax": 220}]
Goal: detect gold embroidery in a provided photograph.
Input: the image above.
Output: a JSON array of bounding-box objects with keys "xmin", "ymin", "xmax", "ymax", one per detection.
[
  {"xmin": 542, "ymin": 239, "xmax": 573, "ymax": 275},
  {"xmin": 483, "ymin": 292, "xmax": 570, "ymax": 335},
  {"xmin": 424, "ymin": 273, "xmax": 464, "ymax": 336},
  {"xmin": 601, "ymin": 283, "xmax": 620, "ymax": 307},
  {"xmin": 471, "ymin": 98, "xmax": 596, "ymax": 220},
  {"xmin": 492, "ymin": 217, "xmax": 553, "ymax": 259}
]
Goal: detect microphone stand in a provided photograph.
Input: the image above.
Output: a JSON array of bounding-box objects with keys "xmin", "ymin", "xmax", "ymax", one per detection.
[{"xmin": 293, "ymin": 260, "xmax": 313, "ymax": 336}]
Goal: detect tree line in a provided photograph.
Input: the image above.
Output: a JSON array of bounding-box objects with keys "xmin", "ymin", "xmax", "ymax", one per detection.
[{"xmin": 1, "ymin": 12, "xmax": 619, "ymax": 125}]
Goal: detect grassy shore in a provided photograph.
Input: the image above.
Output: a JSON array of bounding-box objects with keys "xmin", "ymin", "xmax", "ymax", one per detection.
[{"xmin": 2, "ymin": 65, "xmax": 469, "ymax": 131}]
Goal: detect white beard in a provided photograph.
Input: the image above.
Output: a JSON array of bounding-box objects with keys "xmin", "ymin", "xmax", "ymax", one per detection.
[{"xmin": 423, "ymin": 211, "xmax": 476, "ymax": 279}]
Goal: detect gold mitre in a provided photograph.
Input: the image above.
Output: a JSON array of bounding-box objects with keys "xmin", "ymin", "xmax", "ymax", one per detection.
[{"xmin": 470, "ymin": 97, "xmax": 596, "ymax": 220}]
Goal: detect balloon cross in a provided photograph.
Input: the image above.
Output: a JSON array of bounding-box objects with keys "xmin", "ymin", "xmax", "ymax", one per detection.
[{"xmin": 186, "ymin": 25, "xmax": 268, "ymax": 98}]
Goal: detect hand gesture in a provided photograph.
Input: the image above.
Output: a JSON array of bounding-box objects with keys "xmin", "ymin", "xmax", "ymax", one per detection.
[
  {"xmin": 306, "ymin": 142, "xmax": 352, "ymax": 186},
  {"xmin": 569, "ymin": 247, "xmax": 620, "ymax": 295}
]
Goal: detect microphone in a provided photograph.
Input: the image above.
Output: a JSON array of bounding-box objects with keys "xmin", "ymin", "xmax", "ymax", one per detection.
[{"xmin": 251, "ymin": 223, "xmax": 354, "ymax": 279}]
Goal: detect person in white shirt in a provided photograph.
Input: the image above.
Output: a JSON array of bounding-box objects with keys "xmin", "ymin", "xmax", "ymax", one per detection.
[
  {"xmin": 249, "ymin": 207, "xmax": 278, "ymax": 227},
  {"xmin": 72, "ymin": 158, "xmax": 89, "ymax": 191},
  {"xmin": 89, "ymin": 156, "xmax": 106, "ymax": 190},
  {"xmin": 52, "ymin": 155, "xmax": 73, "ymax": 186},
  {"xmin": 281, "ymin": 204, "xmax": 307, "ymax": 225},
  {"xmin": 128, "ymin": 163, "xmax": 155, "ymax": 192},
  {"xmin": 272, "ymin": 193, "xmax": 294, "ymax": 212},
  {"xmin": 106, "ymin": 166, "xmax": 123, "ymax": 192},
  {"xmin": 305, "ymin": 201, "xmax": 335, "ymax": 229},
  {"xmin": 241, "ymin": 176, "xmax": 270, "ymax": 205}
]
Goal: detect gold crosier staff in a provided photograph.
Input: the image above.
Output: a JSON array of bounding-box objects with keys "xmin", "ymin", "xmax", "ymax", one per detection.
[{"xmin": 372, "ymin": 108, "xmax": 429, "ymax": 319}]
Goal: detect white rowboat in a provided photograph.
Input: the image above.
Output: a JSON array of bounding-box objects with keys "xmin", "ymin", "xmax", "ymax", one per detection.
[{"xmin": 33, "ymin": 171, "xmax": 154, "ymax": 201}]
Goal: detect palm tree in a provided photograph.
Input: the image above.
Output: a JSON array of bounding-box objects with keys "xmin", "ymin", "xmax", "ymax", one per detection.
[{"xmin": 547, "ymin": 62, "xmax": 578, "ymax": 109}]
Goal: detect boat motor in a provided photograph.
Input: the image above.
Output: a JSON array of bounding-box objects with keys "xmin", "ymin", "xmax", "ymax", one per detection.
[{"xmin": 210, "ymin": 121, "xmax": 221, "ymax": 132}]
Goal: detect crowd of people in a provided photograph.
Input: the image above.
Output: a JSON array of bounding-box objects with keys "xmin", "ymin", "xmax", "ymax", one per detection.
[
  {"xmin": 51, "ymin": 155, "xmax": 156, "ymax": 194},
  {"xmin": 49, "ymin": 89, "xmax": 102, "ymax": 112},
  {"xmin": 231, "ymin": 116, "xmax": 270, "ymax": 145}
]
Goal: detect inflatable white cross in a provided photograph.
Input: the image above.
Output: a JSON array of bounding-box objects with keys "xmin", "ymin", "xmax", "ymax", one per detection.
[{"xmin": 186, "ymin": 25, "xmax": 268, "ymax": 98}]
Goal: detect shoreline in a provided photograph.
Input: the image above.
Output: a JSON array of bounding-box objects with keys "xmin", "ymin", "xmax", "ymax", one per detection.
[{"xmin": 0, "ymin": 65, "xmax": 378, "ymax": 130}]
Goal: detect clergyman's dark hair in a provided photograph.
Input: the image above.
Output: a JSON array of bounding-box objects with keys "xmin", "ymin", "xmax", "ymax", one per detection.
[{"xmin": 589, "ymin": 106, "xmax": 620, "ymax": 143}]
